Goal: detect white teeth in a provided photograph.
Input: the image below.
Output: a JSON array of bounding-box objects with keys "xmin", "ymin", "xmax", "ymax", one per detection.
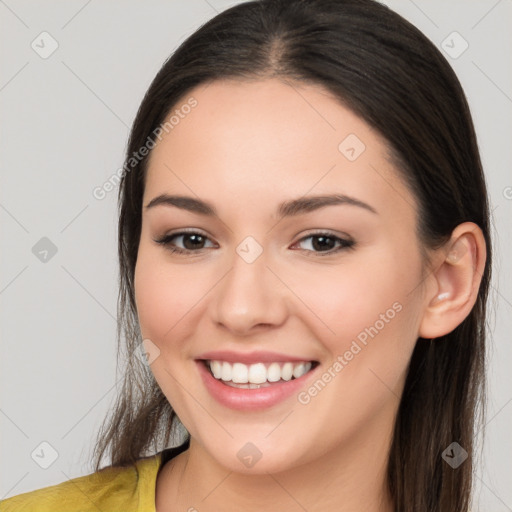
[
  {"xmin": 232, "ymin": 362, "xmax": 248, "ymax": 383},
  {"xmin": 248, "ymin": 363, "xmax": 267, "ymax": 384},
  {"xmin": 293, "ymin": 362, "xmax": 307, "ymax": 379},
  {"xmin": 267, "ymin": 362, "xmax": 281, "ymax": 382},
  {"xmin": 207, "ymin": 360, "xmax": 313, "ymax": 384},
  {"xmin": 210, "ymin": 360, "xmax": 222, "ymax": 379},
  {"xmin": 221, "ymin": 361, "xmax": 232, "ymax": 381},
  {"xmin": 281, "ymin": 362, "xmax": 293, "ymax": 381}
]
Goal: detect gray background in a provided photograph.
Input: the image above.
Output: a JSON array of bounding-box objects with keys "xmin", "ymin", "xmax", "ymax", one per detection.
[{"xmin": 1, "ymin": 1, "xmax": 511, "ymax": 509}]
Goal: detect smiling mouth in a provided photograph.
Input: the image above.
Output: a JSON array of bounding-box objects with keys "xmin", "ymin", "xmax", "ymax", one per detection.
[{"xmin": 201, "ymin": 360, "xmax": 319, "ymax": 389}]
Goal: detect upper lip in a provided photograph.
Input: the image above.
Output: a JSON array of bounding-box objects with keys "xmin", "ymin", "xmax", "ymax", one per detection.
[{"xmin": 196, "ymin": 350, "xmax": 317, "ymax": 364}]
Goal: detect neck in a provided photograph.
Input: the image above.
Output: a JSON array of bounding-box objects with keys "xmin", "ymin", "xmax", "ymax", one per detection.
[{"xmin": 156, "ymin": 408, "xmax": 396, "ymax": 512}]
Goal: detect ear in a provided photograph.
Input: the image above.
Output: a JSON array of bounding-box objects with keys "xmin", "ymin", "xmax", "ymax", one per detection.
[{"xmin": 418, "ymin": 222, "xmax": 487, "ymax": 339}]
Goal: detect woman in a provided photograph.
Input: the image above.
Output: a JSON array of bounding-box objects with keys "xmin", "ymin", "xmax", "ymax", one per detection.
[{"xmin": 2, "ymin": 0, "xmax": 491, "ymax": 510}]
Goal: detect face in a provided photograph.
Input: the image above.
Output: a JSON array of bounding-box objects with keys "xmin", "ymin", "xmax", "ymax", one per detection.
[{"xmin": 134, "ymin": 78, "xmax": 428, "ymax": 474}]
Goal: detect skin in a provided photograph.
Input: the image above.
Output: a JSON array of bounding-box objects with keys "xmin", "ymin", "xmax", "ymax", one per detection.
[{"xmin": 133, "ymin": 78, "xmax": 486, "ymax": 512}]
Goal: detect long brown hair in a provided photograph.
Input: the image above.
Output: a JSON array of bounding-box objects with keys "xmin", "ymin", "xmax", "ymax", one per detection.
[{"xmin": 91, "ymin": 1, "xmax": 492, "ymax": 510}]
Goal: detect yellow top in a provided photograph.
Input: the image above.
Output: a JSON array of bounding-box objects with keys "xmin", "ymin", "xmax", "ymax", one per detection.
[{"xmin": 0, "ymin": 450, "xmax": 170, "ymax": 512}]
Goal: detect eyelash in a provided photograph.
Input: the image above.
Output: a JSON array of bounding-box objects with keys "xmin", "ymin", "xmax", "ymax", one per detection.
[{"xmin": 153, "ymin": 229, "xmax": 355, "ymax": 257}]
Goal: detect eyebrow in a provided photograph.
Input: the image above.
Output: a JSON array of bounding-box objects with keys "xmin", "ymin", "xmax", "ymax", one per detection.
[{"xmin": 145, "ymin": 193, "xmax": 378, "ymax": 218}]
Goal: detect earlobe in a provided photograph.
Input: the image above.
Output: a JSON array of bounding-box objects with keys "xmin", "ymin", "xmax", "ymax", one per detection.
[
  {"xmin": 430, "ymin": 291, "xmax": 451, "ymax": 306},
  {"xmin": 418, "ymin": 222, "xmax": 486, "ymax": 339}
]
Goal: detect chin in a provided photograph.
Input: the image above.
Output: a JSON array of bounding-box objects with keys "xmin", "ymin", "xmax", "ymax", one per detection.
[{"xmin": 198, "ymin": 436, "xmax": 312, "ymax": 476}]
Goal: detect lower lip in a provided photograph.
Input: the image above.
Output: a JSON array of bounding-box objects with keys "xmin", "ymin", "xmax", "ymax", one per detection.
[{"xmin": 197, "ymin": 361, "xmax": 317, "ymax": 411}]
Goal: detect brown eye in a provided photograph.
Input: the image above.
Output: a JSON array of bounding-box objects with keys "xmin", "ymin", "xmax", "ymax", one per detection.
[
  {"xmin": 294, "ymin": 232, "xmax": 355, "ymax": 256},
  {"xmin": 154, "ymin": 231, "xmax": 216, "ymax": 254}
]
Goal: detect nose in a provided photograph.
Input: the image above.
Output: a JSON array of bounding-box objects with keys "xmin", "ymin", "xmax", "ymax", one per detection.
[{"xmin": 211, "ymin": 248, "xmax": 288, "ymax": 336}]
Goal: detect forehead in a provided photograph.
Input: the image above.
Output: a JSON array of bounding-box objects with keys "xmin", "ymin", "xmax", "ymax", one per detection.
[{"xmin": 144, "ymin": 78, "xmax": 416, "ymax": 225}]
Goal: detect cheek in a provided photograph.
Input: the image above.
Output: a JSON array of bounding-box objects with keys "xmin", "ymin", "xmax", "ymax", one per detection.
[
  {"xmin": 134, "ymin": 255, "xmax": 203, "ymax": 438},
  {"xmin": 134, "ymin": 248, "xmax": 202, "ymax": 346},
  {"xmin": 283, "ymin": 250, "xmax": 422, "ymax": 380},
  {"xmin": 285, "ymin": 259, "xmax": 403, "ymax": 340},
  {"xmin": 289, "ymin": 265, "xmax": 420, "ymax": 426}
]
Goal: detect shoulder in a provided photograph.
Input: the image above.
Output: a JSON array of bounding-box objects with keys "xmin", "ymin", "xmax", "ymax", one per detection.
[{"xmin": 0, "ymin": 452, "xmax": 163, "ymax": 512}]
